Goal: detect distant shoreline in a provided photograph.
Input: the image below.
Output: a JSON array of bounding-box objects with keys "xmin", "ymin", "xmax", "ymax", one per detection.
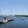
[{"xmin": 15, "ymin": 15, "xmax": 28, "ymax": 17}]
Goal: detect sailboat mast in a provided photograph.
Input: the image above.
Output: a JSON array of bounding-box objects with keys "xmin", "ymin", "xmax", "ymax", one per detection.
[
  {"xmin": 0, "ymin": 9, "xmax": 2, "ymax": 16},
  {"xmin": 11, "ymin": 10, "xmax": 12, "ymax": 16}
]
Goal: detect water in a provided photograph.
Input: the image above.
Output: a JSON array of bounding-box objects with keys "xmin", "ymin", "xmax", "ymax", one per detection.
[{"xmin": 0, "ymin": 17, "xmax": 28, "ymax": 28}]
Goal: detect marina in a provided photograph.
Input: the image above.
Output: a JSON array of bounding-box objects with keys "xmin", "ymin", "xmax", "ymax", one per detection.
[
  {"xmin": 0, "ymin": 17, "xmax": 28, "ymax": 28},
  {"xmin": 0, "ymin": 9, "xmax": 14, "ymax": 24},
  {"xmin": 0, "ymin": 15, "xmax": 28, "ymax": 24},
  {"xmin": 0, "ymin": 16, "xmax": 14, "ymax": 24}
]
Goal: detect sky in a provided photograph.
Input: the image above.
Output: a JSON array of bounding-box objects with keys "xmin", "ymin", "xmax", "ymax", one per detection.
[{"xmin": 0, "ymin": 0, "xmax": 28, "ymax": 15}]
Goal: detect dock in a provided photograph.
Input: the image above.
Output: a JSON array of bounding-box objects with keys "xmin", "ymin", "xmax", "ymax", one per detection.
[
  {"xmin": 0, "ymin": 15, "xmax": 14, "ymax": 24},
  {"xmin": 0, "ymin": 18, "xmax": 14, "ymax": 24},
  {"xmin": 8, "ymin": 18, "xmax": 14, "ymax": 21}
]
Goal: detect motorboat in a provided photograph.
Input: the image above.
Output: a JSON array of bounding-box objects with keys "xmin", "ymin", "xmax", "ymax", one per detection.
[{"xmin": 3, "ymin": 19, "xmax": 8, "ymax": 23}]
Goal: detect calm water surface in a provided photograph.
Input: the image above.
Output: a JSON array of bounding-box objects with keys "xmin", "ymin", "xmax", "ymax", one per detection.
[{"xmin": 0, "ymin": 17, "xmax": 28, "ymax": 28}]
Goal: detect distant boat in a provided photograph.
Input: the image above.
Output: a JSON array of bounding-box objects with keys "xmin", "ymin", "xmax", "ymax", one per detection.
[{"xmin": 22, "ymin": 17, "xmax": 24, "ymax": 20}]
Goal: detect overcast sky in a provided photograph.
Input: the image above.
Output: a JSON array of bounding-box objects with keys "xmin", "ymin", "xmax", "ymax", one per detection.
[{"xmin": 0, "ymin": 0, "xmax": 28, "ymax": 15}]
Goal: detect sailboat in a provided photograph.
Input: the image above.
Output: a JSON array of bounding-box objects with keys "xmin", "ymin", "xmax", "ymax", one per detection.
[
  {"xmin": 22, "ymin": 17, "xmax": 24, "ymax": 20},
  {"xmin": 20, "ymin": 16, "xmax": 24, "ymax": 20},
  {"xmin": 0, "ymin": 9, "xmax": 8, "ymax": 24},
  {"xmin": 8, "ymin": 10, "xmax": 14, "ymax": 21},
  {"xmin": 11, "ymin": 10, "xmax": 14, "ymax": 21}
]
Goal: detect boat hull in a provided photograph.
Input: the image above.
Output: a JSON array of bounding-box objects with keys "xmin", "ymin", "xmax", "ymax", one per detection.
[{"xmin": 0, "ymin": 22, "xmax": 4, "ymax": 24}]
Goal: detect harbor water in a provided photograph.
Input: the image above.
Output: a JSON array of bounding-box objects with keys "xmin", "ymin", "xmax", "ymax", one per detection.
[{"xmin": 0, "ymin": 17, "xmax": 28, "ymax": 28}]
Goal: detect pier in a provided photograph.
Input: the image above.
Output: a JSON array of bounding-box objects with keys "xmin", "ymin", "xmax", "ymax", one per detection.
[
  {"xmin": 0, "ymin": 17, "xmax": 14, "ymax": 24},
  {"xmin": 0, "ymin": 19, "xmax": 14, "ymax": 24}
]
